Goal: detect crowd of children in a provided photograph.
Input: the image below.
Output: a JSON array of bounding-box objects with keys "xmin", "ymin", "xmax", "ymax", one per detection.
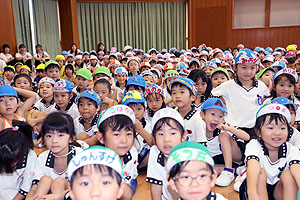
[{"xmin": 0, "ymin": 43, "xmax": 300, "ymax": 200}]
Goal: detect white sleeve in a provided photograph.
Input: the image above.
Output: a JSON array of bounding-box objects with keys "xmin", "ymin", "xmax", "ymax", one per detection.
[
  {"xmin": 259, "ymin": 80, "xmax": 271, "ymax": 97},
  {"xmin": 244, "ymin": 139, "xmax": 260, "ymax": 163},
  {"xmin": 32, "ymin": 152, "xmax": 47, "ymax": 184},
  {"xmin": 44, "ymin": 52, "xmax": 49, "ymax": 57},
  {"xmin": 146, "ymin": 146, "xmax": 162, "ymax": 185},
  {"xmin": 19, "ymin": 150, "xmax": 37, "ymax": 195},
  {"xmin": 211, "ymin": 82, "xmax": 228, "ymax": 98},
  {"xmin": 74, "ymin": 117, "xmax": 84, "ymax": 136},
  {"xmin": 194, "ymin": 115, "xmax": 207, "ymax": 143},
  {"xmin": 122, "ymin": 148, "xmax": 138, "ymax": 185},
  {"xmin": 289, "ymin": 128, "xmax": 300, "ymax": 150},
  {"xmin": 287, "ymin": 144, "xmax": 300, "ymax": 168}
]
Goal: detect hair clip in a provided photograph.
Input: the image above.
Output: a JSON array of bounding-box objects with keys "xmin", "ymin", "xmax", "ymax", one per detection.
[{"xmin": 12, "ymin": 126, "xmax": 19, "ymax": 131}]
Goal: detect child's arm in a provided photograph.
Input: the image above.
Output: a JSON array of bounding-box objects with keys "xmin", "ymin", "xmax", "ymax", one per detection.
[
  {"xmin": 246, "ymin": 159, "xmax": 262, "ymax": 200},
  {"xmin": 135, "ymin": 120, "xmax": 154, "ymax": 146},
  {"xmin": 290, "ymin": 164, "xmax": 300, "ymax": 187},
  {"xmin": 217, "ymin": 123, "xmax": 250, "ymax": 141},
  {"xmin": 77, "ymin": 133, "xmax": 98, "ymax": 146},
  {"xmin": 120, "ymin": 184, "xmax": 133, "ymax": 200},
  {"xmin": 12, "ymin": 193, "xmax": 25, "ymax": 200},
  {"xmin": 164, "ymin": 98, "xmax": 173, "ymax": 105},
  {"xmin": 111, "ymin": 86, "xmax": 118, "ymax": 101},
  {"xmin": 102, "ymin": 97, "xmax": 117, "ymax": 108},
  {"xmin": 14, "ymin": 87, "xmax": 37, "ymax": 117},
  {"xmin": 150, "ymin": 184, "xmax": 162, "ymax": 200},
  {"xmin": 26, "ymin": 110, "xmax": 47, "ymax": 128}
]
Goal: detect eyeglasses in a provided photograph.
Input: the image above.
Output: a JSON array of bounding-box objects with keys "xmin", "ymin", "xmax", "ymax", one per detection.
[{"xmin": 173, "ymin": 174, "xmax": 212, "ymax": 186}]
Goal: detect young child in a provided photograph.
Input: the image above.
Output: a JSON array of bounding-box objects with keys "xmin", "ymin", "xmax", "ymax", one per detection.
[
  {"xmin": 146, "ymin": 107, "xmax": 187, "ymax": 200},
  {"xmin": 127, "ymin": 57, "xmax": 140, "ymax": 75},
  {"xmin": 200, "ymin": 98, "xmax": 250, "ymax": 187},
  {"xmin": 0, "ymin": 120, "xmax": 37, "ymax": 200},
  {"xmin": 88, "ymin": 55, "xmax": 100, "ymax": 72},
  {"xmin": 125, "ymin": 74, "xmax": 146, "ymax": 94},
  {"xmin": 167, "ymin": 141, "xmax": 227, "ymax": 200},
  {"xmin": 212, "ymin": 49, "xmax": 270, "ymax": 138},
  {"xmin": 45, "ymin": 60, "xmax": 61, "ymax": 82},
  {"xmin": 0, "ymin": 85, "xmax": 36, "ymax": 131},
  {"xmin": 141, "ymin": 70, "xmax": 155, "ymax": 88},
  {"xmin": 34, "ymin": 63, "xmax": 46, "ymax": 84},
  {"xmin": 163, "ymin": 70, "xmax": 179, "ymax": 108},
  {"xmin": 121, "ymin": 90, "xmax": 153, "ymax": 170},
  {"xmin": 33, "ymin": 77, "xmax": 56, "ymax": 113},
  {"xmin": 19, "ymin": 65, "xmax": 31, "ymax": 75},
  {"xmin": 74, "ymin": 90, "xmax": 101, "ymax": 146},
  {"xmin": 144, "ymin": 84, "xmax": 166, "ymax": 122},
  {"xmin": 211, "ymin": 67, "xmax": 230, "ymax": 89},
  {"xmin": 93, "ymin": 66, "xmax": 111, "ymax": 82},
  {"xmin": 170, "ymin": 77, "xmax": 207, "ymax": 143},
  {"xmin": 72, "ymin": 68, "xmax": 92, "ymax": 97},
  {"xmin": 188, "ymin": 69, "xmax": 212, "ymax": 110},
  {"xmin": 114, "ymin": 66, "xmax": 128, "ymax": 102},
  {"xmin": 67, "ymin": 146, "xmax": 126, "ymax": 200},
  {"xmin": 49, "ymin": 79, "xmax": 80, "ymax": 119},
  {"xmin": 256, "ymin": 66, "xmax": 276, "ymax": 92},
  {"xmin": 202, "ymin": 61, "xmax": 217, "ymax": 78},
  {"xmin": 62, "ymin": 63, "xmax": 76, "ymax": 85},
  {"xmin": 242, "ymin": 103, "xmax": 300, "ymax": 199},
  {"xmin": 93, "ymin": 79, "xmax": 117, "ymax": 113},
  {"xmin": 14, "ymin": 62, "xmax": 23, "ymax": 74},
  {"xmin": 13, "ymin": 74, "xmax": 33, "ymax": 91},
  {"xmin": 3, "ymin": 65, "xmax": 15, "ymax": 85},
  {"xmin": 96, "ymin": 104, "xmax": 139, "ymax": 200},
  {"xmin": 27, "ymin": 112, "xmax": 82, "ymax": 199}
]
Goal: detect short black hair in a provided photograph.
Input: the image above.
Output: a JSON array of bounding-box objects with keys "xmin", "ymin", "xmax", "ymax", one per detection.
[
  {"xmin": 152, "ymin": 118, "xmax": 184, "ymax": 141},
  {"xmin": 94, "ymin": 78, "xmax": 111, "ymax": 91},
  {"xmin": 65, "ymin": 63, "xmax": 75, "ymax": 74},
  {"xmin": 2, "ymin": 44, "xmax": 9, "ymax": 50},
  {"xmin": 13, "ymin": 74, "xmax": 32, "ymax": 86},
  {"xmin": 77, "ymin": 97, "xmax": 98, "ymax": 109},
  {"xmin": 170, "ymin": 82, "xmax": 193, "ymax": 97},
  {"xmin": 125, "ymin": 85, "xmax": 145, "ymax": 93},
  {"xmin": 36, "ymin": 69, "xmax": 44, "ymax": 73},
  {"xmin": 18, "ymin": 44, "xmax": 26, "ymax": 49},
  {"xmin": 45, "ymin": 64, "xmax": 60, "ymax": 72}
]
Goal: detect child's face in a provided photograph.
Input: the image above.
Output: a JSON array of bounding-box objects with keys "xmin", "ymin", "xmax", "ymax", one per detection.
[
  {"xmin": 165, "ymin": 77, "xmax": 177, "ymax": 88},
  {"xmin": 83, "ymin": 55, "xmax": 90, "ymax": 61},
  {"xmin": 147, "ymin": 94, "xmax": 163, "ymax": 113},
  {"xmin": 98, "ymin": 54, "xmax": 104, "ymax": 60},
  {"xmin": 263, "ymin": 61, "xmax": 272, "ymax": 68},
  {"xmin": 70, "ymin": 165, "xmax": 123, "ymax": 200},
  {"xmin": 78, "ymin": 98, "xmax": 98, "ymax": 121},
  {"xmin": 20, "ymin": 69, "xmax": 30, "ymax": 75},
  {"xmin": 76, "ymin": 76, "xmax": 90, "ymax": 90},
  {"xmin": 90, "ymin": 59, "xmax": 97, "ymax": 65},
  {"xmin": 128, "ymin": 103, "xmax": 145, "ymax": 121},
  {"xmin": 98, "ymin": 127, "xmax": 134, "ymax": 157},
  {"xmin": 4, "ymin": 70, "xmax": 14, "ymax": 80},
  {"xmin": 68, "ymin": 57, "xmax": 75, "ymax": 62},
  {"xmin": 127, "ymin": 85, "xmax": 143, "ymax": 93},
  {"xmin": 36, "ymin": 71, "xmax": 46, "ymax": 77},
  {"xmin": 14, "ymin": 77, "xmax": 31, "ymax": 90},
  {"xmin": 46, "ymin": 67, "xmax": 60, "ymax": 81},
  {"xmin": 259, "ymin": 116, "xmax": 288, "ymax": 150},
  {"xmin": 288, "ymin": 107, "xmax": 296, "ymax": 126},
  {"xmin": 143, "ymin": 75, "xmax": 154, "ymax": 88},
  {"xmin": 128, "ymin": 61, "xmax": 139, "ymax": 73},
  {"xmin": 189, "ymin": 63, "xmax": 199, "ymax": 71},
  {"xmin": 75, "ymin": 59, "xmax": 82, "ymax": 65},
  {"xmin": 200, "ymin": 109, "xmax": 224, "ymax": 133},
  {"xmin": 121, "ymin": 61, "xmax": 127, "ymax": 68},
  {"xmin": 65, "ymin": 68, "xmax": 73, "ymax": 77},
  {"xmin": 54, "ymin": 92, "xmax": 71, "ymax": 109},
  {"xmin": 211, "ymin": 73, "xmax": 228, "ymax": 88},
  {"xmin": 0, "ymin": 96, "xmax": 18, "ymax": 116},
  {"xmin": 154, "ymin": 120, "xmax": 186, "ymax": 155},
  {"xmin": 169, "ymin": 161, "xmax": 216, "ymax": 200},
  {"xmin": 226, "ymin": 59, "xmax": 233, "ymax": 65},
  {"xmin": 94, "ymin": 74, "xmax": 110, "ymax": 81},
  {"xmin": 275, "ymin": 76, "xmax": 294, "ymax": 98},
  {"xmin": 295, "ymin": 79, "xmax": 300, "ymax": 94},
  {"xmin": 43, "ymin": 130, "xmax": 71, "ymax": 156},
  {"xmin": 171, "ymin": 85, "xmax": 195, "ymax": 109},
  {"xmin": 235, "ymin": 63, "xmax": 257, "ymax": 82},
  {"xmin": 202, "ymin": 66, "xmax": 214, "ymax": 78},
  {"xmin": 140, "ymin": 66, "xmax": 150, "ymax": 73},
  {"xmin": 94, "ymin": 83, "xmax": 110, "ymax": 100},
  {"xmin": 39, "ymin": 82, "xmax": 53, "ymax": 99},
  {"xmin": 15, "ymin": 64, "xmax": 22, "ymax": 73},
  {"xmin": 295, "ymin": 63, "xmax": 300, "ymax": 72},
  {"xmin": 195, "ymin": 78, "xmax": 207, "ymax": 96},
  {"xmin": 260, "ymin": 70, "xmax": 275, "ymax": 88},
  {"xmin": 115, "ymin": 74, "xmax": 127, "ymax": 84},
  {"xmin": 56, "ymin": 59, "xmax": 64, "ymax": 67}
]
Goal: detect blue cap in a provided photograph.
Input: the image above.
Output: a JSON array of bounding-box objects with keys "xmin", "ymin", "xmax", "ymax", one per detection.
[
  {"xmin": 0, "ymin": 85, "xmax": 18, "ymax": 98},
  {"xmin": 235, "ymin": 48, "xmax": 259, "ymax": 65},
  {"xmin": 62, "ymin": 51, "xmax": 68, "ymax": 55},
  {"xmin": 271, "ymin": 97, "xmax": 298, "ymax": 111},
  {"xmin": 127, "ymin": 75, "xmax": 146, "ymax": 88},
  {"xmin": 0, "ymin": 77, "xmax": 5, "ymax": 85},
  {"xmin": 178, "ymin": 62, "xmax": 188, "ymax": 70},
  {"xmin": 170, "ymin": 77, "xmax": 197, "ymax": 96},
  {"xmin": 52, "ymin": 79, "xmax": 73, "ymax": 93},
  {"xmin": 211, "ymin": 58, "xmax": 221, "ymax": 64},
  {"xmin": 201, "ymin": 98, "xmax": 227, "ymax": 115},
  {"xmin": 83, "ymin": 51, "xmax": 90, "ymax": 56},
  {"xmin": 271, "ymin": 61, "xmax": 286, "ymax": 69},
  {"xmin": 121, "ymin": 90, "xmax": 145, "ymax": 105},
  {"xmin": 76, "ymin": 90, "xmax": 101, "ymax": 105}
]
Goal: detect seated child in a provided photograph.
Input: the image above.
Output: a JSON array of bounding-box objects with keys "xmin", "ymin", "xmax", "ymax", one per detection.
[
  {"xmin": 14, "ymin": 62, "xmax": 23, "ymax": 74},
  {"xmin": 141, "ymin": 70, "xmax": 155, "ymax": 88},
  {"xmin": 167, "ymin": 141, "xmax": 227, "ymax": 200},
  {"xmin": 93, "ymin": 66, "xmax": 111, "ymax": 82},
  {"xmin": 114, "ymin": 66, "xmax": 128, "ymax": 102},
  {"xmin": 256, "ymin": 66, "xmax": 275, "ymax": 92},
  {"xmin": 163, "ymin": 70, "xmax": 179, "ymax": 108},
  {"xmin": 93, "ymin": 79, "xmax": 117, "ymax": 113},
  {"xmin": 34, "ymin": 63, "xmax": 46, "ymax": 84},
  {"xmin": 62, "ymin": 63, "xmax": 76, "ymax": 85},
  {"xmin": 3, "ymin": 65, "xmax": 15, "ymax": 85},
  {"xmin": 170, "ymin": 77, "xmax": 206, "ymax": 144},
  {"xmin": 45, "ymin": 60, "xmax": 61, "ymax": 82},
  {"xmin": 127, "ymin": 57, "xmax": 140, "ymax": 76},
  {"xmin": 19, "ymin": 65, "xmax": 31, "ymax": 75},
  {"xmin": 201, "ymin": 61, "xmax": 218, "ymax": 78},
  {"xmin": 125, "ymin": 74, "xmax": 146, "ymax": 94},
  {"xmin": 33, "ymin": 77, "xmax": 56, "ymax": 113},
  {"xmin": 67, "ymin": 146, "xmax": 126, "ymax": 200},
  {"xmin": 74, "ymin": 90, "xmax": 101, "ymax": 146},
  {"xmin": 49, "ymin": 79, "xmax": 80, "ymax": 119},
  {"xmin": 96, "ymin": 105, "xmax": 139, "ymax": 200},
  {"xmin": 200, "ymin": 98, "xmax": 250, "ymax": 187},
  {"xmin": 72, "ymin": 68, "xmax": 92, "ymax": 97},
  {"xmin": 211, "ymin": 67, "xmax": 230, "ymax": 89},
  {"xmin": 146, "ymin": 108, "xmax": 187, "ymax": 200}
]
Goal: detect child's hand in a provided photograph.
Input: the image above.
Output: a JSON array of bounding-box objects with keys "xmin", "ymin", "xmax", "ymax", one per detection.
[
  {"xmin": 38, "ymin": 193, "xmax": 62, "ymax": 200},
  {"xmin": 135, "ymin": 120, "xmax": 144, "ymax": 133},
  {"xmin": 217, "ymin": 123, "xmax": 230, "ymax": 132},
  {"xmin": 102, "ymin": 97, "xmax": 111, "ymax": 105},
  {"xmin": 28, "ymin": 118, "xmax": 38, "ymax": 127},
  {"xmin": 268, "ymin": 78, "xmax": 273, "ymax": 92}
]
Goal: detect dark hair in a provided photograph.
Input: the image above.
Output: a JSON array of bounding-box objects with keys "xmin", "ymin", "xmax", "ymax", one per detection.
[
  {"xmin": 188, "ymin": 69, "xmax": 212, "ymax": 99},
  {"xmin": 36, "ymin": 69, "xmax": 44, "ymax": 73},
  {"xmin": 13, "ymin": 74, "xmax": 32, "ymax": 86},
  {"xmin": 170, "ymin": 82, "xmax": 193, "ymax": 97},
  {"xmin": 94, "ymin": 78, "xmax": 111, "ymax": 91},
  {"xmin": 98, "ymin": 115, "xmax": 136, "ymax": 141},
  {"xmin": 189, "ymin": 61, "xmax": 200, "ymax": 69},
  {"xmin": 254, "ymin": 113, "xmax": 290, "ymax": 140},
  {"xmin": 4, "ymin": 67, "xmax": 15, "ymax": 73},
  {"xmin": 168, "ymin": 161, "xmax": 214, "ymax": 181},
  {"xmin": 65, "ymin": 64, "xmax": 75, "ymax": 74},
  {"xmin": 35, "ymin": 44, "xmax": 42, "ymax": 49},
  {"xmin": 211, "ymin": 71, "xmax": 229, "ymax": 80},
  {"xmin": 41, "ymin": 112, "xmax": 76, "ymax": 142},
  {"xmin": 271, "ymin": 74, "xmax": 296, "ymax": 98},
  {"xmin": 97, "ymin": 42, "xmax": 106, "ymax": 53},
  {"xmin": 286, "ymin": 57, "xmax": 296, "ymax": 64},
  {"xmin": 146, "ymin": 93, "xmax": 166, "ymax": 110},
  {"xmin": 125, "ymin": 85, "xmax": 145, "ymax": 93},
  {"xmin": 45, "ymin": 64, "xmax": 60, "ymax": 71},
  {"xmin": 0, "ymin": 120, "xmax": 33, "ymax": 173},
  {"xmin": 70, "ymin": 165, "xmax": 122, "ymax": 189},
  {"xmin": 70, "ymin": 43, "xmax": 79, "ymax": 56},
  {"xmin": 152, "ymin": 118, "xmax": 184, "ymax": 140},
  {"xmin": 18, "ymin": 44, "xmax": 26, "ymax": 49},
  {"xmin": 128, "ymin": 102, "xmax": 145, "ymax": 109},
  {"xmin": 78, "ymin": 97, "xmax": 98, "ymax": 109},
  {"xmin": 2, "ymin": 44, "xmax": 9, "ymax": 50}
]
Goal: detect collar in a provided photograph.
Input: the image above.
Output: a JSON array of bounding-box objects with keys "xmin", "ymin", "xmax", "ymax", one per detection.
[
  {"xmin": 55, "ymin": 101, "xmax": 73, "ymax": 112},
  {"xmin": 123, "ymin": 151, "xmax": 132, "ymax": 165},
  {"xmin": 258, "ymin": 137, "xmax": 287, "ymax": 159},
  {"xmin": 294, "ymin": 92, "xmax": 300, "ymax": 101},
  {"xmin": 182, "ymin": 106, "xmax": 197, "ymax": 120},
  {"xmin": 147, "ymin": 108, "xmax": 154, "ymax": 118},
  {"xmin": 41, "ymin": 98, "xmax": 55, "ymax": 106},
  {"xmin": 79, "ymin": 114, "xmax": 99, "ymax": 127},
  {"xmin": 157, "ymin": 151, "xmax": 165, "ymax": 167},
  {"xmin": 213, "ymin": 128, "xmax": 221, "ymax": 137},
  {"xmin": 140, "ymin": 117, "xmax": 146, "ymax": 128},
  {"xmin": 16, "ymin": 150, "xmax": 28, "ymax": 169},
  {"xmin": 45, "ymin": 145, "xmax": 76, "ymax": 168},
  {"xmin": 234, "ymin": 77, "xmax": 258, "ymax": 92},
  {"xmin": 76, "ymin": 86, "xmax": 81, "ymax": 93}
]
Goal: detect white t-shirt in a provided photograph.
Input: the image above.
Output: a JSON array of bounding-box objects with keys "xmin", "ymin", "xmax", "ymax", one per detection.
[
  {"xmin": 33, "ymin": 51, "xmax": 49, "ymax": 59},
  {"xmin": 74, "ymin": 114, "xmax": 99, "ymax": 137},
  {"xmin": 122, "ymin": 147, "xmax": 138, "ymax": 186},
  {"xmin": 0, "ymin": 150, "xmax": 37, "ymax": 199},
  {"xmin": 0, "ymin": 59, "xmax": 6, "ymax": 73},
  {"xmin": 33, "ymin": 98, "xmax": 55, "ymax": 114},
  {"xmin": 163, "ymin": 87, "xmax": 175, "ymax": 108},
  {"xmin": 289, "ymin": 127, "xmax": 300, "ymax": 150},
  {"xmin": 0, "ymin": 53, "xmax": 13, "ymax": 63},
  {"xmin": 49, "ymin": 102, "xmax": 80, "ymax": 119},
  {"xmin": 134, "ymin": 118, "xmax": 152, "ymax": 155},
  {"xmin": 245, "ymin": 139, "xmax": 300, "ymax": 185},
  {"xmin": 15, "ymin": 52, "xmax": 32, "ymax": 60},
  {"xmin": 212, "ymin": 79, "xmax": 270, "ymax": 128}
]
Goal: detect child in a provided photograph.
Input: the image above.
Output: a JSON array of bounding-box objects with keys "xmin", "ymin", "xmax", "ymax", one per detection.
[
  {"xmin": 45, "ymin": 60, "xmax": 61, "ymax": 82},
  {"xmin": 34, "ymin": 63, "xmax": 46, "ymax": 84},
  {"xmin": 170, "ymin": 77, "xmax": 207, "ymax": 143},
  {"xmin": 144, "ymin": 84, "xmax": 166, "ymax": 122},
  {"xmin": 14, "ymin": 62, "xmax": 23, "ymax": 74},
  {"xmin": 114, "ymin": 66, "xmax": 128, "ymax": 101},
  {"xmin": 121, "ymin": 90, "xmax": 153, "ymax": 170},
  {"xmin": 33, "ymin": 77, "xmax": 56, "ymax": 113},
  {"xmin": 27, "ymin": 112, "xmax": 82, "ymax": 199},
  {"xmin": 146, "ymin": 107, "xmax": 187, "ymax": 200},
  {"xmin": 3, "ymin": 65, "xmax": 15, "ymax": 85},
  {"xmin": 49, "ymin": 79, "xmax": 80, "ymax": 119},
  {"xmin": 96, "ymin": 104, "xmax": 139, "ymax": 200},
  {"xmin": 67, "ymin": 146, "xmax": 126, "ymax": 200},
  {"xmin": 0, "ymin": 85, "xmax": 36, "ymax": 130},
  {"xmin": 163, "ymin": 70, "xmax": 179, "ymax": 108},
  {"xmin": 62, "ymin": 63, "xmax": 76, "ymax": 85},
  {"xmin": 0, "ymin": 120, "xmax": 36, "ymax": 200},
  {"xmin": 212, "ymin": 49, "xmax": 270, "ymax": 138},
  {"xmin": 211, "ymin": 67, "xmax": 230, "ymax": 88},
  {"xmin": 127, "ymin": 57, "xmax": 140, "ymax": 75},
  {"xmin": 72, "ymin": 68, "xmax": 92, "ymax": 97},
  {"xmin": 19, "ymin": 65, "xmax": 31, "ymax": 75},
  {"xmin": 200, "ymin": 98, "xmax": 250, "ymax": 186},
  {"xmin": 202, "ymin": 61, "xmax": 217, "ymax": 78},
  {"xmin": 88, "ymin": 55, "xmax": 100, "ymax": 72},
  {"xmin": 256, "ymin": 66, "xmax": 275, "ymax": 92},
  {"xmin": 242, "ymin": 103, "xmax": 300, "ymax": 199},
  {"xmin": 125, "ymin": 74, "xmax": 146, "ymax": 93},
  {"xmin": 74, "ymin": 90, "xmax": 101, "ymax": 146},
  {"xmin": 188, "ymin": 69, "xmax": 212, "ymax": 110},
  {"xmin": 189, "ymin": 58, "xmax": 201, "ymax": 71},
  {"xmin": 167, "ymin": 141, "xmax": 227, "ymax": 200},
  {"xmin": 141, "ymin": 70, "xmax": 155, "ymax": 88},
  {"xmin": 13, "ymin": 74, "xmax": 33, "ymax": 91}
]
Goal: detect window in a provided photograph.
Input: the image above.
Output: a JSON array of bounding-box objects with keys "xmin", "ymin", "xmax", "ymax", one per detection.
[{"xmin": 270, "ymin": 0, "xmax": 300, "ymax": 27}]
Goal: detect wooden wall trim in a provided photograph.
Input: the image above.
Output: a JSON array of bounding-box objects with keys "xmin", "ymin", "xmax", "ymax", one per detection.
[
  {"xmin": 77, "ymin": 0, "xmax": 185, "ymax": 2},
  {"xmin": 265, "ymin": 0, "xmax": 270, "ymax": 27}
]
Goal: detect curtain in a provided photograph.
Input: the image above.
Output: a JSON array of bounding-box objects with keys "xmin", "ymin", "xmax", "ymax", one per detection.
[{"xmin": 77, "ymin": 2, "xmax": 186, "ymax": 52}]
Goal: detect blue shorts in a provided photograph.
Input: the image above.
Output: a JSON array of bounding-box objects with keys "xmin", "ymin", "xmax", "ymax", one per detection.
[{"xmin": 130, "ymin": 178, "xmax": 138, "ymax": 194}]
